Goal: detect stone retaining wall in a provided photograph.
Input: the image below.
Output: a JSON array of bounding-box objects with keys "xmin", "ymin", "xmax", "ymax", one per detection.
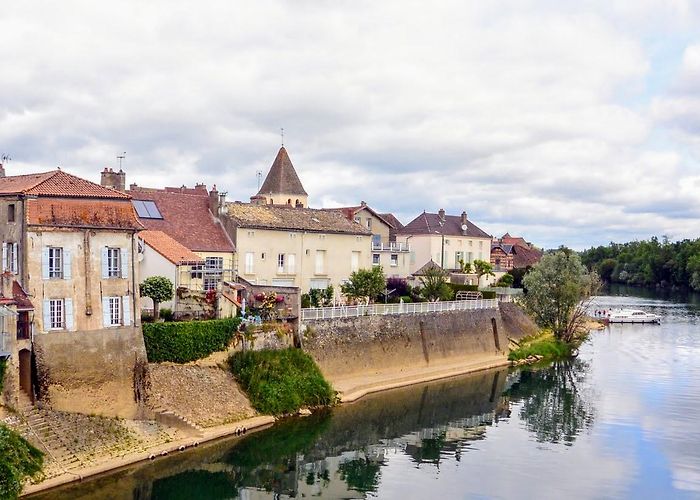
[{"xmin": 302, "ymin": 303, "xmax": 537, "ymax": 380}]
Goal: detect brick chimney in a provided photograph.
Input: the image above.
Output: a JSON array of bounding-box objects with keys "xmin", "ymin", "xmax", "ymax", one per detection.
[
  {"xmin": 461, "ymin": 211, "xmax": 468, "ymax": 234},
  {"xmin": 438, "ymin": 208, "xmax": 446, "ymax": 222},
  {"xmin": 100, "ymin": 167, "xmax": 126, "ymax": 191}
]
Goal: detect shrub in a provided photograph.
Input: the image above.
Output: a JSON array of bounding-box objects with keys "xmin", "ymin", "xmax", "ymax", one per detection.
[
  {"xmin": 508, "ymin": 337, "xmax": 573, "ymax": 362},
  {"xmin": 0, "ymin": 424, "xmax": 44, "ymax": 499},
  {"xmin": 159, "ymin": 308, "xmax": 174, "ymax": 322},
  {"xmin": 448, "ymin": 284, "xmax": 479, "ymax": 293},
  {"xmin": 229, "ymin": 349, "xmax": 335, "ymax": 415},
  {"xmin": 0, "ymin": 359, "xmax": 6, "ymax": 393},
  {"xmin": 481, "ymin": 291, "xmax": 497, "ymax": 299},
  {"xmin": 399, "ymin": 296, "xmax": 412, "ymax": 303},
  {"xmin": 301, "ymin": 293, "xmax": 311, "ymax": 308},
  {"xmin": 143, "ymin": 317, "xmax": 241, "ymax": 363}
]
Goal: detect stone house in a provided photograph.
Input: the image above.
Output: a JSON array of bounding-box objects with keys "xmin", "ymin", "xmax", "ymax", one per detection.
[
  {"xmin": 396, "ymin": 209, "xmax": 493, "ymax": 286},
  {"xmin": 492, "ymin": 233, "xmax": 542, "ymax": 271},
  {"xmin": 0, "ymin": 168, "xmax": 146, "ymax": 417},
  {"xmin": 490, "ymin": 243, "xmax": 515, "ymax": 272}
]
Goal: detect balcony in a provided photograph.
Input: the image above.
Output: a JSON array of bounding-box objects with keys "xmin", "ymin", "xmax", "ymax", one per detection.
[{"xmin": 372, "ymin": 242, "xmax": 411, "ymax": 252}]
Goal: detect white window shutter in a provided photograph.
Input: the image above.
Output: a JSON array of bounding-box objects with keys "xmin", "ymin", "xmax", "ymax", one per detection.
[
  {"xmin": 101, "ymin": 248, "xmax": 109, "ymax": 278},
  {"xmin": 102, "ymin": 297, "xmax": 111, "ymax": 327},
  {"xmin": 43, "ymin": 300, "xmax": 51, "ymax": 331},
  {"xmin": 12, "ymin": 243, "xmax": 18, "ymax": 274},
  {"xmin": 122, "ymin": 295, "xmax": 131, "ymax": 326},
  {"xmin": 120, "ymin": 248, "xmax": 128, "ymax": 278},
  {"xmin": 63, "ymin": 249, "xmax": 72, "ymax": 280},
  {"xmin": 64, "ymin": 298, "xmax": 74, "ymax": 331},
  {"xmin": 2, "ymin": 242, "xmax": 7, "ymax": 272},
  {"xmin": 42, "ymin": 247, "xmax": 50, "ymax": 280}
]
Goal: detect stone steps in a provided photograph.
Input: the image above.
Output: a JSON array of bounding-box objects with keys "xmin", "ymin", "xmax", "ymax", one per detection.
[{"xmin": 153, "ymin": 407, "xmax": 205, "ymax": 437}]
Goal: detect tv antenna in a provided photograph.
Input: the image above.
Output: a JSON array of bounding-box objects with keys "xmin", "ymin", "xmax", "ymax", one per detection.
[
  {"xmin": 1, "ymin": 154, "xmax": 11, "ymax": 164},
  {"xmin": 117, "ymin": 152, "xmax": 126, "ymax": 170},
  {"xmin": 281, "ymin": 127, "xmax": 284, "ymax": 147},
  {"xmin": 256, "ymin": 170, "xmax": 263, "ymax": 190}
]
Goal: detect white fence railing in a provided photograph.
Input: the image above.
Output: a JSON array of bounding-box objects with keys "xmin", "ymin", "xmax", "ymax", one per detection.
[
  {"xmin": 371, "ymin": 242, "xmax": 411, "ymax": 252},
  {"xmin": 301, "ymin": 298, "xmax": 498, "ymax": 321}
]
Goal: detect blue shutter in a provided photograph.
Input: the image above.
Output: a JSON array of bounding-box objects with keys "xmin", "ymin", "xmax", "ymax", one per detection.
[
  {"xmin": 11, "ymin": 243, "xmax": 18, "ymax": 274},
  {"xmin": 63, "ymin": 249, "xmax": 72, "ymax": 280},
  {"xmin": 64, "ymin": 298, "xmax": 74, "ymax": 331},
  {"xmin": 2, "ymin": 242, "xmax": 7, "ymax": 272},
  {"xmin": 42, "ymin": 247, "xmax": 50, "ymax": 280},
  {"xmin": 122, "ymin": 295, "xmax": 131, "ymax": 326},
  {"xmin": 102, "ymin": 297, "xmax": 111, "ymax": 327},
  {"xmin": 43, "ymin": 300, "xmax": 51, "ymax": 331},
  {"xmin": 101, "ymin": 248, "xmax": 109, "ymax": 278},
  {"xmin": 120, "ymin": 248, "xmax": 128, "ymax": 279}
]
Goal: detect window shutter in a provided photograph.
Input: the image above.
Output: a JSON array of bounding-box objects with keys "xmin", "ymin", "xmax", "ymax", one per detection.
[
  {"xmin": 43, "ymin": 300, "xmax": 51, "ymax": 331},
  {"xmin": 42, "ymin": 247, "xmax": 50, "ymax": 280},
  {"xmin": 101, "ymin": 248, "xmax": 109, "ymax": 278},
  {"xmin": 64, "ymin": 298, "xmax": 74, "ymax": 331},
  {"xmin": 1, "ymin": 242, "xmax": 6, "ymax": 272},
  {"xmin": 11, "ymin": 243, "xmax": 18, "ymax": 274},
  {"xmin": 120, "ymin": 248, "xmax": 128, "ymax": 278},
  {"xmin": 122, "ymin": 296, "xmax": 131, "ymax": 326},
  {"xmin": 62, "ymin": 249, "xmax": 72, "ymax": 280},
  {"xmin": 102, "ymin": 297, "xmax": 110, "ymax": 327}
]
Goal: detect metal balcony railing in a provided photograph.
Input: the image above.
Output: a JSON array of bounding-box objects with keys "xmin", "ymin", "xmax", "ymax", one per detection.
[{"xmin": 372, "ymin": 242, "xmax": 411, "ymax": 252}]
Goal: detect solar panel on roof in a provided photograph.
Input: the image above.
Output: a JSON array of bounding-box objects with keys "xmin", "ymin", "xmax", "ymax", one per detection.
[{"xmin": 133, "ymin": 200, "xmax": 163, "ymax": 219}]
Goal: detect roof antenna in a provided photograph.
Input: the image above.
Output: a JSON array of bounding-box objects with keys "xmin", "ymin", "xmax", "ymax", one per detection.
[
  {"xmin": 1, "ymin": 154, "xmax": 11, "ymax": 164},
  {"xmin": 117, "ymin": 152, "xmax": 126, "ymax": 170},
  {"xmin": 281, "ymin": 127, "xmax": 284, "ymax": 147},
  {"xmin": 256, "ymin": 170, "xmax": 263, "ymax": 190}
]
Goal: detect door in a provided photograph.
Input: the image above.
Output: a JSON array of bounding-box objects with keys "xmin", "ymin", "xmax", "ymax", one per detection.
[{"xmin": 18, "ymin": 349, "xmax": 33, "ymax": 400}]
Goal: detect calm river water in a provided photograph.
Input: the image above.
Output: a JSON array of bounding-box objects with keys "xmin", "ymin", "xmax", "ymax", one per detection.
[{"xmin": 32, "ymin": 288, "xmax": 700, "ymax": 499}]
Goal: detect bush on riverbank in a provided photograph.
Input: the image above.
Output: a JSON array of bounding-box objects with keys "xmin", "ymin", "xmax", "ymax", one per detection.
[
  {"xmin": 508, "ymin": 330, "xmax": 578, "ymax": 362},
  {"xmin": 0, "ymin": 424, "xmax": 44, "ymax": 499},
  {"xmin": 143, "ymin": 317, "xmax": 241, "ymax": 363},
  {"xmin": 229, "ymin": 349, "xmax": 335, "ymax": 415}
]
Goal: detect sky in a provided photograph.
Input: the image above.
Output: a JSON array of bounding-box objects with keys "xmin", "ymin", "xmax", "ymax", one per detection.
[{"xmin": 2, "ymin": 1, "xmax": 700, "ymax": 250}]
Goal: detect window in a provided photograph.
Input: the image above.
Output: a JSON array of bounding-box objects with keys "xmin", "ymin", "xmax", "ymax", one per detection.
[
  {"xmin": 261, "ymin": 252, "xmax": 266, "ymax": 260},
  {"xmin": 204, "ymin": 278, "xmax": 218, "ymax": 291},
  {"xmin": 132, "ymin": 200, "xmax": 163, "ymax": 219},
  {"xmin": 190, "ymin": 263, "xmax": 203, "ymax": 279},
  {"xmin": 247, "ymin": 231, "xmax": 255, "ymax": 237},
  {"xmin": 390, "ymin": 254, "xmax": 398, "ymax": 267},
  {"xmin": 49, "ymin": 299, "xmax": 64, "ymax": 329},
  {"xmin": 277, "ymin": 253, "xmax": 285, "ymax": 273},
  {"xmin": 366, "ymin": 218, "xmax": 372, "ymax": 230},
  {"xmin": 4, "ymin": 242, "xmax": 18, "ymax": 274},
  {"xmin": 373, "ymin": 253, "xmax": 380, "ymax": 265},
  {"xmin": 287, "ymin": 254, "xmax": 296, "ymax": 274},
  {"xmin": 7, "ymin": 204, "xmax": 15, "ymax": 223},
  {"xmin": 351, "ymin": 251, "xmax": 360, "ymax": 272},
  {"xmin": 205, "ymin": 257, "xmax": 224, "ymax": 288},
  {"xmin": 48, "ymin": 247, "xmax": 63, "ymax": 278},
  {"xmin": 455, "ymin": 251, "xmax": 464, "ymax": 267},
  {"xmin": 245, "ymin": 252, "xmax": 254, "ymax": 274},
  {"xmin": 315, "ymin": 250, "xmax": 326, "ymax": 274},
  {"xmin": 108, "ymin": 297, "xmax": 121, "ymax": 326},
  {"xmin": 107, "ymin": 248, "xmax": 121, "ymax": 277},
  {"xmin": 354, "ymin": 216, "xmax": 360, "ymax": 223}
]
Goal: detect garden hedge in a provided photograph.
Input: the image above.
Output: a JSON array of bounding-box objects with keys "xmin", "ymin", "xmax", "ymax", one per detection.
[
  {"xmin": 143, "ymin": 317, "xmax": 241, "ymax": 363},
  {"xmin": 448, "ymin": 284, "xmax": 479, "ymax": 293}
]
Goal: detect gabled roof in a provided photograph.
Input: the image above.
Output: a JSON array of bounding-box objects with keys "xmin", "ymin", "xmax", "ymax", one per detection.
[
  {"xmin": 512, "ymin": 244, "xmax": 543, "ymax": 269},
  {"xmin": 491, "ymin": 243, "xmax": 514, "ymax": 255},
  {"xmin": 226, "ymin": 203, "xmax": 371, "ymax": 235},
  {"xmin": 501, "ymin": 233, "xmax": 529, "ymax": 248},
  {"xmin": 334, "ymin": 203, "xmax": 394, "ymax": 229},
  {"xmin": 26, "ymin": 198, "xmax": 142, "ymax": 230},
  {"xmin": 399, "ymin": 211, "xmax": 491, "ymax": 239},
  {"xmin": 140, "ymin": 230, "xmax": 204, "ymax": 265},
  {"xmin": 412, "ymin": 259, "xmax": 444, "ymax": 276},
  {"xmin": 379, "ymin": 213, "xmax": 404, "ymax": 230},
  {"xmin": 129, "ymin": 187, "xmax": 234, "ymax": 253},
  {"xmin": 257, "ymin": 147, "xmax": 307, "ymax": 196},
  {"xmin": 0, "ymin": 170, "xmax": 130, "ymax": 199}
]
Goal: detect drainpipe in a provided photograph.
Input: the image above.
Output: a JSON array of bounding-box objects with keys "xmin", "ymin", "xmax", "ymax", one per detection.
[
  {"xmin": 131, "ymin": 231, "xmax": 138, "ymax": 327},
  {"xmin": 84, "ymin": 230, "xmax": 93, "ymax": 316}
]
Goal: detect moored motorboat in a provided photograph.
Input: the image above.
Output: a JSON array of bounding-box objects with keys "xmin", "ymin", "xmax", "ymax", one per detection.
[{"xmin": 607, "ymin": 309, "xmax": 661, "ymax": 324}]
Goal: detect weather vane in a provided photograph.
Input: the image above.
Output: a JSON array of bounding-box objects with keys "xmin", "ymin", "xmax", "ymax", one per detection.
[{"xmin": 281, "ymin": 127, "xmax": 284, "ymax": 147}]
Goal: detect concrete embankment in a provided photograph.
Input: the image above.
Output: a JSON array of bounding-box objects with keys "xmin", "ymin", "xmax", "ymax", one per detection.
[{"xmin": 303, "ymin": 302, "xmax": 537, "ymax": 400}]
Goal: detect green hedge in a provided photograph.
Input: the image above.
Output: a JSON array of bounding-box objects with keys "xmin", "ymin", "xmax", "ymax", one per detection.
[
  {"xmin": 229, "ymin": 349, "xmax": 335, "ymax": 415},
  {"xmin": 143, "ymin": 317, "xmax": 241, "ymax": 363},
  {"xmin": 0, "ymin": 424, "xmax": 44, "ymax": 499},
  {"xmin": 0, "ymin": 359, "xmax": 6, "ymax": 394},
  {"xmin": 481, "ymin": 291, "xmax": 497, "ymax": 299},
  {"xmin": 448, "ymin": 284, "xmax": 479, "ymax": 292}
]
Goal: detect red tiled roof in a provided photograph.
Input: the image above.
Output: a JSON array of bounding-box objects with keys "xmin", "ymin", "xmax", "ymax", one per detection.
[
  {"xmin": 0, "ymin": 170, "xmax": 130, "ymax": 199},
  {"xmin": 129, "ymin": 188, "xmax": 235, "ymax": 253},
  {"xmin": 512, "ymin": 244, "xmax": 543, "ymax": 269},
  {"xmin": 333, "ymin": 204, "xmax": 396, "ymax": 229},
  {"xmin": 26, "ymin": 198, "xmax": 143, "ymax": 229},
  {"xmin": 140, "ymin": 230, "xmax": 204, "ymax": 265},
  {"xmin": 399, "ymin": 211, "xmax": 491, "ymax": 239},
  {"xmin": 12, "ymin": 280, "xmax": 33, "ymax": 310},
  {"xmin": 379, "ymin": 213, "xmax": 404, "ymax": 230}
]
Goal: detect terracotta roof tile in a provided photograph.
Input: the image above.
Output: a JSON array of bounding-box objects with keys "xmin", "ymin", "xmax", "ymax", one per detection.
[
  {"xmin": 26, "ymin": 198, "xmax": 142, "ymax": 229},
  {"xmin": 129, "ymin": 188, "xmax": 235, "ymax": 253},
  {"xmin": 257, "ymin": 147, "xmax": 308, "ymax": 196},
  {"xmin": 379, "ymin": 213, "xmax": 404, "ymax": 230},
  {"xmin": 512, "ymin": 244, "xmax": 543, "ymax": 269},
  {"xmin": 12, "ymin": 280, "xmax": 33, "ymax": 310},
  {"xmin": 0, "ymin": 170, "xmax": 130, "ymax": 199},
  {"xmin": 139, "ymin": 230, "xmax": 204, "ymax": 265},
  {"xmin": 412, "ymin": 259, "xmax": 443, "ymax": 276},
  {"xmin": 226, "ymin": 203, "xmax": 371, "ymax": 235},
  {"xmin": 399, "ymin": 211, "xmax": 491, "ymax": 239}
]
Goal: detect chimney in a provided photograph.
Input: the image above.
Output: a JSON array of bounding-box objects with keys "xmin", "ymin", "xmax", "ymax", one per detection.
[
  {"xmin": 0, "ymin": 163, "xmax": 5, "ymax": 178},
  {"xmin": 209, "ymin": 185, "xmax": 219, "ymax": 214},
  {"xmin": 461, "ymin": 211, "xmax": 468, "ymax": 234},
  {"xmin": 438, "ymin": 208, "xmax": 446, "ymax": 222},
  {"xmin": 100, "ymin": 167, "xmax": 126, "ymax": 191},
  {"xmin": 361, "ymin": 200, "xmax": 367, "ymax": 207}
]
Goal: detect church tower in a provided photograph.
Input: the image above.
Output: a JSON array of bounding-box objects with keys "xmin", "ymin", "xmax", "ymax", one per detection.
[{"xmin": 251, "ymin": 147, "xmax": 308, "ymax": 208}]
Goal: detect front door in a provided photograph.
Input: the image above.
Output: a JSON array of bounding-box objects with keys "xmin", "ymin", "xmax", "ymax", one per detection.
[{"xmin": 18, "ymin": 349, "xmax": 33, "ymax": 400}]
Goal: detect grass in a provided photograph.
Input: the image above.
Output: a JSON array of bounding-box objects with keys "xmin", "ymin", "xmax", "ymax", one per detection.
[
  {"xmin": 229, "ymin": 348, "xmax": 335, "ymax": 416},
  {"xmin": 508, "ymin": 330, "xmax": 577, "ymax": 362}
]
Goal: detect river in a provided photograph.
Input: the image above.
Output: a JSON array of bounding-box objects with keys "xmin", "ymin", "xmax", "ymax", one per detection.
[{"xmin": 30, "ymin": 289, "xmax": 700, "ymax": 499}]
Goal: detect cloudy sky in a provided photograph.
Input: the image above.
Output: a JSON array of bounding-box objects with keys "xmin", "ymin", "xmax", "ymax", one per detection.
[{"xmin": 2, "ymin": 1, "xmax": 700, "ymax": 249}]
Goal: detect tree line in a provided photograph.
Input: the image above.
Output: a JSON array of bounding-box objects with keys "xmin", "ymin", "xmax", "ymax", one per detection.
[{"xmin": 580, "ymin": 236, "xmax": 700, "ymax": 290}]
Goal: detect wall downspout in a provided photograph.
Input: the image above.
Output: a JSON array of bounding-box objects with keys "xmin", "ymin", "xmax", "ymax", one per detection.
[
  {"xmin": 84, "ymin": 230, "xmax": 92, "ymax": 316},
  {"xmin": 132, "ymin": 231, "xmax": 139, "ymax": 327}
]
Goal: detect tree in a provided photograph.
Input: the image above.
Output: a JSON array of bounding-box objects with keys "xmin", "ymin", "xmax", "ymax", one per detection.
[
  {"xmin": 419, "ymin": 267, "xmax": 453, "ymax": 301},
  {"xmin": 0, "ymin": 424, "xmax": 44, "ymax": 499},
  {"xmin": 522, "ymin": 251, "xmax": 600, "ymax": 343},
  {"xmin": 496, "ymin": 273, "xmax": 514, "ymax": 287},
  {"xmin": 341, "ymin": 267, "xmax": 386, "ymax": 303},
  {"xmin": 457, "ymin": 259, "xmax": 472, "ymax": 274},
  {"xmin": 473, "ymin": 259, "xmax": 495, "ymax": 284},
  {"xmin": 140, "ymin": 276, "xmax": 174, "ymax": 320}
]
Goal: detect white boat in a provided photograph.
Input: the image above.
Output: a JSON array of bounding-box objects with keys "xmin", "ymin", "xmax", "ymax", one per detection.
[{"xmin": 607, "ymin": 309, "xmax": 661, "ymax": 324}]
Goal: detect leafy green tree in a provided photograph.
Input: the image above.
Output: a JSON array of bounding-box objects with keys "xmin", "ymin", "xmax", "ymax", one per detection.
[
  {"xmin": 0, "ymin": 424, "xmax": 44, "ymax": 499},
  {"xmin": 308, "ymin": 285, "xmax": 334, "ymax": 307},
  {"xmin": 457, "ymin": 259, "xmax": 472, "ymax": 274},
  {"xmin": 522, "ymin": 251, "xmax": 600, "ymax": 342},
  {"xmin": 419, "ymin": 267, "xmax": 453, "ymax": 301},
  {"xmin": 341, "ymin": 267, "xmax": 386, "ymax": 303},
  {"xmin": 495, "ymin": 273, "xmax": 514, "ymax": 287},
  {"xmin": 473, "ymin": 259, "xmax": 495, "ymax": 284},
  {"xmin": 139, "ymin": 276, "xmax": 174, "ymax": 320}
]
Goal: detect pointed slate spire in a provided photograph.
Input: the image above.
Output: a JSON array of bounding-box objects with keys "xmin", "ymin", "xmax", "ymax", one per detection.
[{"xmin": 257, "ymin": 147, "xmax": 308, "ymax": 197}]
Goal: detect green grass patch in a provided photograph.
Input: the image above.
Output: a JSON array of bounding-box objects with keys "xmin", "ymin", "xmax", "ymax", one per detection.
[
  {"xmin": 229, "ymin": 349, "xmax": 335, "ymax": 416},
  {"xmin": 508, "ymin": 330, "xmax": 575, "ymax": 362},
  {"xmin": 0, "ymin": 424, "xmax": 44, "ymax": 499},
  {"xmin": 143, "ymin": 317, "xmax": 241, "ymax": 363}
]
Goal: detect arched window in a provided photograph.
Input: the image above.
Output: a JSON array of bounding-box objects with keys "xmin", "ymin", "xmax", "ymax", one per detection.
[
  {"xmin": 270, "ymin": 199, "xmax": 274, "ymax": 205},
  {"xmin": 287, "ymin": 199, "xmax": 291, "ymax": 205}
]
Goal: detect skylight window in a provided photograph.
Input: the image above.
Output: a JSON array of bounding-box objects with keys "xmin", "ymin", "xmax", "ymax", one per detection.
[{"xmin": 133, "ymin": 200, "xmax": 163, "ymax": 219}]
